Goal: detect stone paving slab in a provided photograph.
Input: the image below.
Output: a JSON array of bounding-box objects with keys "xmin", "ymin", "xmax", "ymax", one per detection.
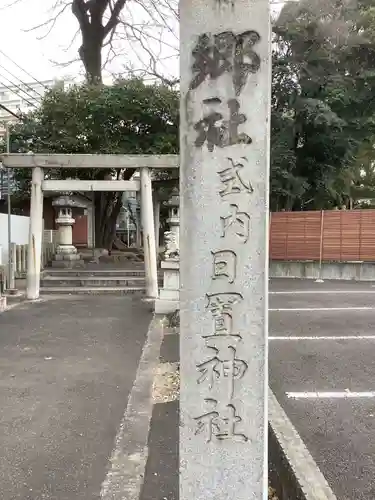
[
  {"xmin": 0, "ymin": 295, "xmax": 151, "ymax": 500},
  {"xmin": 159, "ymin": 333, "xmax": 179, "ymax": 364}
]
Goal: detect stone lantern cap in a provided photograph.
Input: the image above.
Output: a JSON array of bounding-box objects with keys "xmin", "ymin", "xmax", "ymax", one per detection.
[
  {"xmin": 167, "ymin": 188, "xmax": 180, "ymax": 208},
  {"xmin": 52, "ymin": 194, "xmax": 87, "ymax": 208}
]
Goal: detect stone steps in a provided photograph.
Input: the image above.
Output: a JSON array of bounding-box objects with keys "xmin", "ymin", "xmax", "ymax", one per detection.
[
  {"xmin": 39, "ymin": 286, "xmax": 146, "ymax": 295},
  {"xmin": 39, "ymin": 267, "xmax": 163, "ymax": 295},
  {"xmin": 43, "ymin": 269, "xmax": 148, "ymax": 277},
  {"xmin": 40, "ymin": 276, "xmax": 149, "ymax": 288}
]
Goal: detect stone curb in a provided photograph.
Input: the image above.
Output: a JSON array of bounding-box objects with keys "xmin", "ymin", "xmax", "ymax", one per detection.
[
  {"xmin": 100, "ymin": 315, "xmax": 165, "ymax": 500},
  {"xmin": 268, "ymin": 389, "xmax": 337, "ymax": 500}
]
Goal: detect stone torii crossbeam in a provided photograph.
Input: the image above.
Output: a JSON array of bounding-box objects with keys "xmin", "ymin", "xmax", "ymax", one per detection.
[{"xmin": 0, "ymin": 153, "xmax": 179, "ymax": 301}]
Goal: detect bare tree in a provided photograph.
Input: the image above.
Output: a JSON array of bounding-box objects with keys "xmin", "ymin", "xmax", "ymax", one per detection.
[
  {"xmin": 24, "ymin": 0, "xmax": 128, "ymax": 83},
  {"xmin": 21, "ymin": 0, "xmax": 179, "ymax": 85},
  {"xmin": 116, "ymin": 0, "xmax": 179, "ymax": 85}
]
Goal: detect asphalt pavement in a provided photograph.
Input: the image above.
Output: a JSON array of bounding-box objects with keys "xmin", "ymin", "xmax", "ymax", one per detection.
[
  {"xmin": 269, "ymin": 277, "xmax": 375, "ymax": 500},
  {"xmin": 0, "ymin": 295, "xmax": 152, "ymax": 500}
]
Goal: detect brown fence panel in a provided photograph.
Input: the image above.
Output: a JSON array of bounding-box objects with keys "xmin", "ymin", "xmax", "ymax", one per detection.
[
  {"xmin": 270, "ymin": 209, "xmax": 375, "ymax": 262},
  {"xmin": 322, "ymin": 211, "xmax": 344, "ymax": 261},
  {"xmin": 270, "ymin": 211, "xmax": 321, "ymax": 260},
  {"xmin": 341, "ymin": 211, "xmax": 361, "ymax": 261},
  {"xmin": 269, "ymin": 212, "xmax": 289, "ymax": 260},
  {"xmin": 359, "ymin": 211, "xmax": 375, "ymax": 261}
]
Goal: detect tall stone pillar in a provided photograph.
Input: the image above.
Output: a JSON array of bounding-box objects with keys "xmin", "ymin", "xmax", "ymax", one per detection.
[
  {"xmin": 140, "ymin": 167, "xmax": 158, "ymax": 299},
  {"xmin": 26, "ymin": 166, "xmax": 44, "ymax": 300},
  {"xmin": 153, "ymin": 194, "xmax": 161, "ymax": 256},
  {"xmin": 180, "ymin": 0, "xmax": 271, "ymax": 498}
]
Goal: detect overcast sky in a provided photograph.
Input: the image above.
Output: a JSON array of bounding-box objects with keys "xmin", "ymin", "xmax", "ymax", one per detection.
[
  {"xmin": 0, "ymin": 0, "xmax": 179, "ymax": 85},
  {"xmin": 0, "ymin": 1, "xmax": 80, "ymax": 82},
  {"xmin": 0, "ymin": 0, "xmax": 281, "ymax": 87}
]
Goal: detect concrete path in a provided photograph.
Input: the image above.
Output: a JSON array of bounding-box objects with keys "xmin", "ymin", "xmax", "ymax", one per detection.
[
  {"xmin": 0, "ymin": 295, "xmax": 152, "ymax": 500},
  {"xmin": 270, "ymin": 278, "xmax": 375, "ymax": 500}
]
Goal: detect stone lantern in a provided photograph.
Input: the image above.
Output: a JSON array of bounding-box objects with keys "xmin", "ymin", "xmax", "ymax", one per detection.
[
  {"xmin": 52, "ymin": 195, "xmax": 84, "ymax": 267},
  {"xmin": 155, "ymin": 188, "xmax": 180, "ymax": 313},
  {"xmin": 164, "ymin": 188, "xmax": 180, "ymax": 260}
]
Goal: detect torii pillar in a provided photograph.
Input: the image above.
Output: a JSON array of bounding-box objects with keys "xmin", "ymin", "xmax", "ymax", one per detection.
[{"xmin": 140, "ymin": 167, "xmax": 158, "ymax": 299}]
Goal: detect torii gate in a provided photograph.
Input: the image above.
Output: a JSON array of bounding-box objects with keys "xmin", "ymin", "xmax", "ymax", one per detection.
[{"xmin": 0, "ymin": 153, "xmax": 179, "ymax": 300}]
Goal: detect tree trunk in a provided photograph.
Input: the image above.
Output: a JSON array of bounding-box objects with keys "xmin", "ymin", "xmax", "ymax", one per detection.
[
  {"xmin": 72, "ymin": 0, "xmax": 127, "ymax": 85},
  {"xmin": 79, "ymin": 39, "xmax": 103, "ymax": 84},
  {"xmin": 94, "ymin": 191, "xmax": 121, "ymax": 248},
  {"xmin": 93, "ymin": 169, "xmax": 136, "ymax": 249}
]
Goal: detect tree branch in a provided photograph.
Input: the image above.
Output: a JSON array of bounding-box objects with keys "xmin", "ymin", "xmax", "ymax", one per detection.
[
  {"xmin": 23, "ymin": 1, "xmax": 71, "ymax": 40},
  {"xmin": 71, "ymin": 0, "xmax": 90, "ymax": 31},
  {"xmin": 104, "ymin": 0, "xmax": 127, "ymax": 37}
]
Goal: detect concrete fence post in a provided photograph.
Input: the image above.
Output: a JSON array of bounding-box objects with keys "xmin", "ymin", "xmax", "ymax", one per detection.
[
  {"xmin": 16, "ymin": 245, "xmax": 22, "ymax": 278},
  {"xmin": 9, "ymin": 242, "xmax": 16, "ymax": 290},
  {"xmin": 22, "ymin": 245, "xmax": 27, "ymax": 275}
]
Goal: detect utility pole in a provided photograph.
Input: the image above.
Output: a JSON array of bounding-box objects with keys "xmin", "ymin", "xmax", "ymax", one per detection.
[{"xmin": 6, "ymin": 122, "xmax": 14, "ymax": 290}]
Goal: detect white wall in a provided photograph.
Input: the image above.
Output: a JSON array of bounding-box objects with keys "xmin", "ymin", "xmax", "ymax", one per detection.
[{"xmin": 0, "ymin": 213, "xmax": 29, "ymax": 266}]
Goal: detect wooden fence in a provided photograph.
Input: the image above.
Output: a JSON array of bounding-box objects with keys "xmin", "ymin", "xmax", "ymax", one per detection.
[
  {"xmin": 0, "ymin": 230, "xmax": 58, "ymax": 292},
  {"xmin": 270, "ymin": 209, "xmax": 375, "ymax": 262}
]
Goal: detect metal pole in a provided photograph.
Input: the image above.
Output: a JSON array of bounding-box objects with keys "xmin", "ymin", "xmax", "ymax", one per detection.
[
  {"xmin": 126, "ymin": 211, "xmax": 130, "ymax": 247},
  {"xmin": 6, "ymin": 122, "xmax": 14, "ymax": 290},
  {"xmin": 316, "ymin": 210, "xmax": 325, "ymax": 283},
  {"xmin": 91, "ymin": 185, "xmax": 95, "ymax": 258}
]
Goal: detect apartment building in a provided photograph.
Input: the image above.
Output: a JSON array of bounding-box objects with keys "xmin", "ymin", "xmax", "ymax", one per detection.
[
  {"xmin": 0, "ymin": 79, "xmax": 67, "ymax": 199},
  {"xmin": 0, "ymin": 79, "xmax": 63, "ymax": 137}
]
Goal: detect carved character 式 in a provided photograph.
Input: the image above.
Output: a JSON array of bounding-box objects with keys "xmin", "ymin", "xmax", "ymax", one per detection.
[
  {"xmin": 194, "ymin": 98, "xmax": 251, "ymax": 152},
  {"xmin": 218, "ymin": 157, "xmax": 254, "ymax": 197},
  {"xmin": 197, "ymin": 345, "xmax": 248, "ymax": 399},
  {"xmin": 190, "ymin": 30, "xmax": 261, "ymax": 95},
  {"xmin": 194, "ymin": 398, "xmax": 248, "ymax": 443},
  {"xmin": 220, "ymin": 204, "xmax": 250, "ymax": 243},
  {"xmin": 205, "ymin": 292, "xmax": 243, "ymax": 339},
  {"xmin": 212, "ymin": 249, "xmax": 237, "ymax": 284}
]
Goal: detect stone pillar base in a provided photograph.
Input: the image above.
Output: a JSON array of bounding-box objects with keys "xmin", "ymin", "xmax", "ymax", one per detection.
[
  {"xmin": 51, "ymin": 253, "xmax": 85, "ymax": 269},
  {"xmin": 154, "ymin": 259, "xmax": 180, "ymax": 313},
  {"xmin": 56, "ymin": 245, "xmax": 78, "ymax": 255},
  {"xmin": 0, "ymin": 296, "xmax": 7, "ymax": 312}
]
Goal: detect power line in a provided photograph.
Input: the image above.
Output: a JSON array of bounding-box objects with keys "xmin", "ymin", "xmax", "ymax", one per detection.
[
  {"xmin": 0, "ymin": 48, "xmax": 49, "ymax": 90},
  {"xmin": 0, "ymin": 72, "xmax": 41, "ymax": 105},
  {"xmin": 0, "ymin": 103, "xmax": 20, "ymax": 120},
  {"xmin": 0, "ymin": 63, "xmax": 43, "ymax": 98},
  {"xmin": 0, "ymin": 78, "xmax": 37, "ymax": 109}
]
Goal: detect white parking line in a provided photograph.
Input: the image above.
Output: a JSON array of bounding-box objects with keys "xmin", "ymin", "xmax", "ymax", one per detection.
[
  {"xmin": 287, "ymin": 391, "xmax": 375, "ymax": 399},
  {"xmin": 269, "ymin": 307, "xmax": 375, "ymax": 312},
  {"xmin": 269, "ymin": 335, "xmax": 375, "ymax": 340},
  {"xmin": 270, "ymin": 290, "xmax": 375, "ymax": 294}
]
